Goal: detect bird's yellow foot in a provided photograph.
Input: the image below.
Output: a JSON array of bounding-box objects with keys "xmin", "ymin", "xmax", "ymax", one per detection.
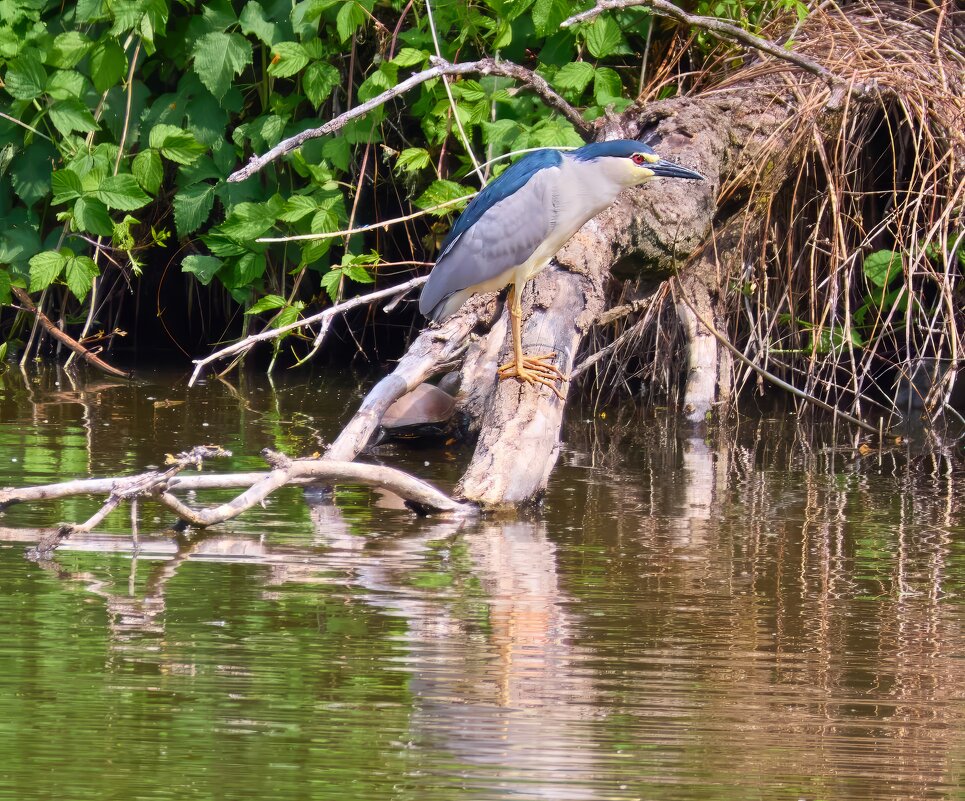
[{"xmin": 497, "ymin": 353, "xmax": 568, "ymax": 399}]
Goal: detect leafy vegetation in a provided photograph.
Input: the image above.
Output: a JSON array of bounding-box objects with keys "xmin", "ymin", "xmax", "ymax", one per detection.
[{"xmin": 0, "ymin": 0, "xmax": 711, "ymax": 355}]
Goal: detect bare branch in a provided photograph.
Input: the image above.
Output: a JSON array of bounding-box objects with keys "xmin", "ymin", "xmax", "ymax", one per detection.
[
  {"xmin": 10, "ymin": 287, "xmax": 132, "ymax": 380},
  {"xmin": 3, "ymin": 450, "xmax": 474, "ymax": 536},
  {"xmin": 227, "ymin": 57, "xmax": 590, "ymax": 183},
  {"xmin": 562, "ymin": 0, "xmax": 837, "ymax": 86},
  {"xmin": 188, "ymin": 276, "xmax": 428, "ymax": 386}
]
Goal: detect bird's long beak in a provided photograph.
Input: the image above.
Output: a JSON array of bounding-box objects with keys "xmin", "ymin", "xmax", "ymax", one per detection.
[{"xmin": 651, "ymin": 159, "xmax": 704, "ymax": 180}]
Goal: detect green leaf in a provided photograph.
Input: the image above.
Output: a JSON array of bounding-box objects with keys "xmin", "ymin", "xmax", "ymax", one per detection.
[
  {"xmin": 391, "ymin": 47, "xmax": 427, "ymax": 68},
  {"xmin": 11, "ymin": 140, "xmax": 56, "ymax": 206},
  {"xmin": 73, "ymin": 196, "xmax": 113, "ymax": 236},
  {"xmin": 357, "ymin": 63, "xmax": 398, "ymax": 103},
  {"xmin": 343, "ymin": 263, "xmax": 374, "ymax": 283},
  {"xmin": 51, "ymin": 170, "xmax": 85, "ymax": 204},
  {"xmin": 29, "ymin": 249, "xmax": 68, "ymax": 292},
  {"xmin": 49, "ymin": 99, "xmax": 100, "ymax": 136},
  {"xmin": 585, "ymin": 16, "xmax": 623, "ymax": 58},
  {"xmin": 232, "ymin": 251, "xmax": 266, "ymax": 286},
  {"xmin": 863, "ymin": 250, "xmax": 902, "ymax": 288},
  {"xmin": 395, "ymin": 147, "xmax": 431, "ymax": 173},
  {"xmin": 94, "ymin": 174, "xmax": 152, "ymax": 210},
  {"xmin": 304, "ymin": 61, "xmax": 339, "ymax": 107},
  {"xmin": 336, "ymin": 1, "xmax": 366, "ymax": 42},
  {"xmin": 322, "ymin": 137, "xmax": 350, "ymax": 171},
  {"xmin": 150, "ymin": 124, "xmax": 207, "ymax": 165},
  {"xmin": 321, "ymin": 267, "xmax": 342, "ymax": 301},
  {"xmin": 553, "ymin": 61, "xmax": 594, "ymax": 94},
  {"xmin": 46, "ymin": 70, "xmax": 88, "ymax": 101},
  {"xmin": 414, "ymin": 180, "xmax": 473, "ymax": 215},
  {"xmin": 49, "ymin": 32, "xmax": 92, "ymax": 69},
  {"xmin": 220, "ymin": 201, "xmax": 279, "ymax": 240},
  {"xmin": 278, "ymin": 195, "xmax": 317, "ymax": 223},
  {"xmin": 271, "ymin": 303, "xmax": 301, "ymax": 330},
  {"xmin": 0, "ymin": 270, "xmax": 11, "ymax": 306},
  {"xmin": 532, "ymin": 0, "xmax": 570, "ymax": 37},
  {"xmin": 4, "ymin": 54, "xmax": 46, "ymax": 100},
  {"xmin": 88, "ymin": 39, "xmax": 127, "ymax": 93},
  {"xmin": 193, "ymin": 31, "xmax": 252, "ymax": 101},
  {"xmin": 64, "ymin": 254, "xmax": 99, "ymax": 301},
  {"xmin": 593, "ymin": 66, "xmax": 623, "ymax": 103},
  {"xmin": 132, "ymin": 149, "xmax": 163, "ymax": 194},
  {"xmin": 239, "ymin": 1, "xmax": 278, "ymax": 45},
  {"xmin": 268, "ymin": 41, "xmax": 310, "ymax": 78},
  {"xmin": 182, "ymin": 254, "xmax": 223, "ymax": 285},
  {"xmin": 173, "ymin": 183, "xmax": 216, "ymax": 237},
  {"xmin": 245, "ymin": 294, "xmax": 287, "ymax": 314}
]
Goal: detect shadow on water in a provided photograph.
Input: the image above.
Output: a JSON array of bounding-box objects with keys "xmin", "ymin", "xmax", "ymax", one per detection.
[{"xmin": 0, "ymin": 365, "xmax": 963, "ymax": 800}]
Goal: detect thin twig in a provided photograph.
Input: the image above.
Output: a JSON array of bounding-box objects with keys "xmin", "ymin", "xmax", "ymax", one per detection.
[
  {"xmin": 187, "ymin": 276, "xmax": 428, "ymax": 386},
  {"xmin": 227, "ymin": 57, "xmax": 590, "ymax": 183},
  {"xmin": 562, "ymin": 0, "xmax": 838, "ymax": 86},
  {"xmin": 424, "ymin": 0, "xmax": 485, "ymax": 184},
  {"xmin": 257, "ymin": 194, "xmax": 474, "ymax": 243}
]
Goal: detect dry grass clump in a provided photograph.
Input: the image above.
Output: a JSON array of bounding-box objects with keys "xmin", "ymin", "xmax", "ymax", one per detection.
[{"xmin": 586, "ymin": 1, "xmax": 964, "ymax": 428}]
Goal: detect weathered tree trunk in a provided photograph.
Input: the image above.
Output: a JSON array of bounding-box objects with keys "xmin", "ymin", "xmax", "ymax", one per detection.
[{"xmin": 335, "ymin": 3, "xmax": 962, "ymax": 508}]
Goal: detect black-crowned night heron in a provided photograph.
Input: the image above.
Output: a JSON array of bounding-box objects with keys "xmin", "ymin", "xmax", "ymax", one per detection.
[{"xmin": 419, "ymin": 139, "xmax": 703, "ymax": 394}]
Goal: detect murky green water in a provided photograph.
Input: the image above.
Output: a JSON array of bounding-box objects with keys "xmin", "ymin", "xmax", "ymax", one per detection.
[{"xmin": 0, "ymin": 367, "xmax": 963, "ymax": 800}]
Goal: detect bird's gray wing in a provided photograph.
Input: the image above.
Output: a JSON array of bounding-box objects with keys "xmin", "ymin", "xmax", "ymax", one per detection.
[{"xmin": 419, "ymin": 167, "xmax": 559, "ymax": 320}]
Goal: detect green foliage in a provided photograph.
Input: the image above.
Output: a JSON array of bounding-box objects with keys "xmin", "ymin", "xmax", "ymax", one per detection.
[{"xmin": 0, "ymin": 0, "xmax": 729, "ymax": 352}]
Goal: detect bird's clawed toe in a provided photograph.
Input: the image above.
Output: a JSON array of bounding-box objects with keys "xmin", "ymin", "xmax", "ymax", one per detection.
[{"xmin": 497, "ymin": 353, "xmax": 568, "ymax": 399}]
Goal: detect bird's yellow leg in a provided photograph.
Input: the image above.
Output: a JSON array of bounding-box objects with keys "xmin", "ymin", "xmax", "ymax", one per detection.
[{"xmin": 497, "ymin": 285, "xmax": 567, "ymax": 398}]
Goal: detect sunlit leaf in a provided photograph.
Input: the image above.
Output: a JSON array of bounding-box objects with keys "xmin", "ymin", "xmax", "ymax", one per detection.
[
  {"xmin": 268, "ymin": 41, "xmax": 310, "ymax": 78},
  {"xmin": 49, "ymin": 99, "xmax": 100, "ymax": 136},
  {"xmin": 4, "ymin": 54, "xmax": 46, "ymax": 100},
  {"xmin": 94, "ymin": 174, "xmax": 152, "ymax": 210},
  {"xmin": 246, "ymin": 294, "xmax": 287, "ymax": 315},
  {"xmin": 64, "ymin": 254, "xmax": 99, "ymax": 301},
  {"xmin": 48, "ymin": 31, "xmax": 92, "ymax": 69},
  {"xmin": 73, "ymin": 196, "xmax": 113, "ymax": 236},
  {"xmin": 29, "ymin": 249, "xmax": 68, "ymax": 292},
  {"xmin": 132, "ymin": 149, "xmax": 163, "ymax": 194},
  {"xmin": 193, "ymin": 31, "xmax": 252, "ymax": 100},
  {"xmin": 182, "ymin": 254, "xmax": 222, "ymax": 285},
  {"xmin": 51, "ymin": 170, "xmax": 85, "ymax": 205},
  {"xmin": 239, "ymin": 1, "xmax": 278, "ymax": 45},
  {"xmin": 88, "ymin": 39, "xmax": 127, "ymax": 93},
  {"xmin": 304, "ymin": 61, "xmax": 339, "ymax": 107},
  {"xmin": 174, "ymin": 183, "xmax": 216, "ymax": 236},
  {"xmin": 863, "ymin": 250, "xmax": 902, "ymax": 288}
]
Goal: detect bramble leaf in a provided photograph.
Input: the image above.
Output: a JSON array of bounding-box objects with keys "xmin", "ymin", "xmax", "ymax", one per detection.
[
  {"xmin": 88, "ymin": 39, "xmax": 127, "ymax": 93},
  {"xmin": 182, "ymin": 254, "xmax": 223, "ymax": 285},
  {"xmin": 132, "ymin": 149, "xmax": 163, "ymax": 194},
  {"xmin": 73, "ymin": 196, "xmax": 113, "ymax": 236},
  {"xmin": 268, "ymin": 41, "xmax": 309, "ymax": 78},
  {"xmin": 29, "ymin": 249, "xmax": 68, "ymax": 292},
  {"xmin": 95, "ymin": 174, "xmax": 152, "ymax": 210},
  {"xmin": 193, "ymin": 31, "xmax": 253, "ymax": 101},
  {"xmin": 64, "ymin": 254, "xmax": 99, "ymax": 301},
  {"xmin": 174, "ymin": 183, "xmax": 216, "ymax": 237}
]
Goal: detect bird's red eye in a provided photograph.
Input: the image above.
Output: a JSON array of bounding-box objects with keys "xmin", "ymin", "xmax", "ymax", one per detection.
[{"xmin": 631, "ymin": 153, "xmax": 646, "ymax": 165}]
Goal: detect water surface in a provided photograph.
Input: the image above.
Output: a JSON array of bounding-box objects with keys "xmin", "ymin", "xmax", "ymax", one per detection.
[{"xmin": 0, "ymin": 366, "xmax": 962, "ymax": 800}]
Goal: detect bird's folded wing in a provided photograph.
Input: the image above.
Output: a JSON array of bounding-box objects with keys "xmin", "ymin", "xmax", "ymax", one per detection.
[{"xmin": 419, "ymin": 166, "xmax": 559, "ymax": 319}]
